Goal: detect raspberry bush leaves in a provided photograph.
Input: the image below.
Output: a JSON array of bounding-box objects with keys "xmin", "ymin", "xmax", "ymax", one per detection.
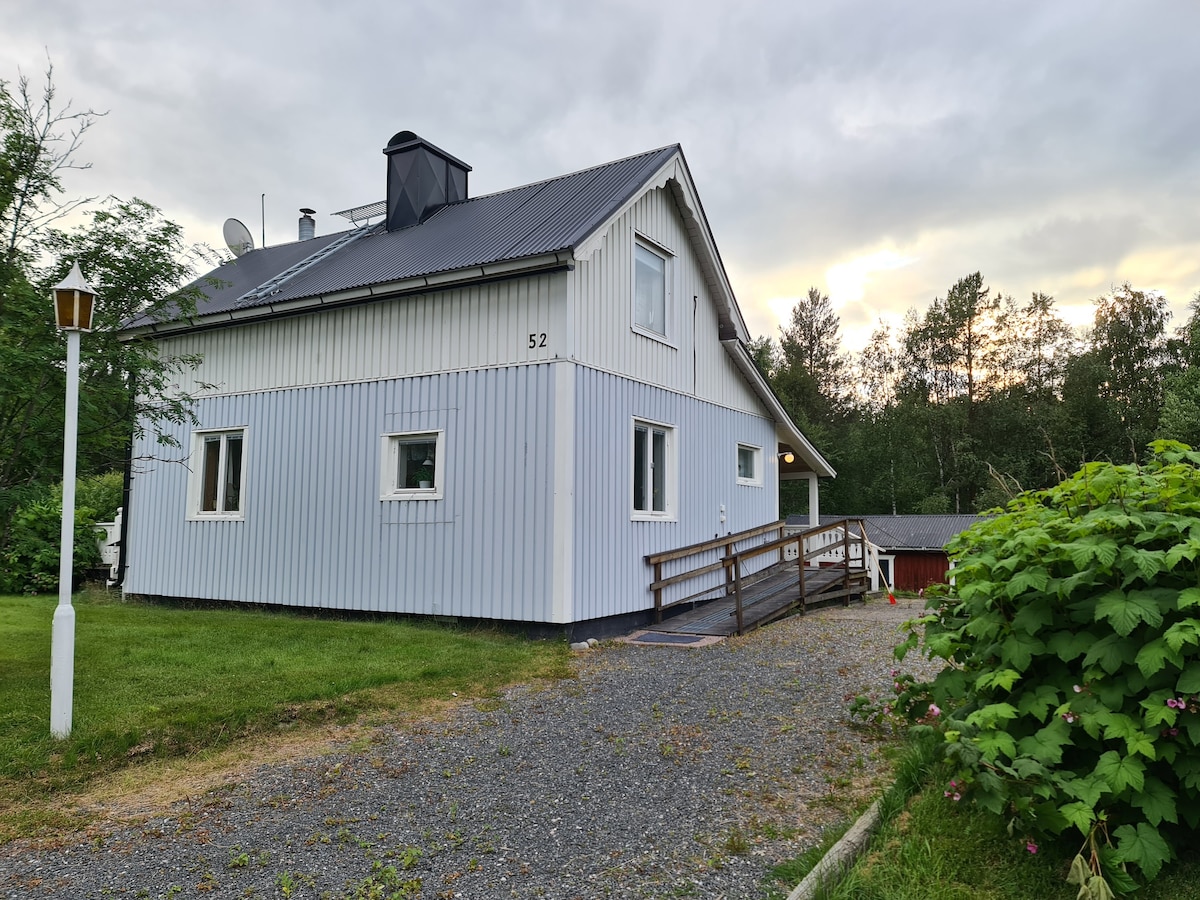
[{"xmin": 896, "ymin": 441, "xmax": 1200, "ymax": 895}]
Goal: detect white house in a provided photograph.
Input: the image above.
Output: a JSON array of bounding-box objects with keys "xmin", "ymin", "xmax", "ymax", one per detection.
[{"xmin": 120, "ymin": 131, "xmax": 833, "ymax": 633}]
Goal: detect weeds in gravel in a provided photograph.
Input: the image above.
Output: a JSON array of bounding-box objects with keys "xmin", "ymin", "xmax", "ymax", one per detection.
[
  {"xmin": 342, "ymin": 860, "xmax": 422, "ymax": 898},
  {"xmin": 0, "ymin": 590, "xmax": 570, "ymax": 842},
  {"xmin": 723, "ymin": 826, "xmax": 750, "ymax": 855}
]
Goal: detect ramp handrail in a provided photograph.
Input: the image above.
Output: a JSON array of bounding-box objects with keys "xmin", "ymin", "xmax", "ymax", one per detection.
[
  {"xmin": 645, "ymin": 521, "xmax": 787, "ymax": 623},
  {"xmin": 645, "ymin": 518, "xmax": 872, "ymax": 630}
]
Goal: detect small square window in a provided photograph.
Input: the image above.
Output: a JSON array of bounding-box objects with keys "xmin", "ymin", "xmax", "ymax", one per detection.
[
  {"xmin": 189, "ymin": 428, "xmax": 246, "ymax": 519},
  {"xmin": 382, "ymin": 431, "xmax": 444, "ymax": 500},
  {"xmin": 737, "ymin": 444, "xmax": 762, "ymax": 486},
  {"xmin": 633, "ymin": 241, "xmax": 668, "ymax": 336}
]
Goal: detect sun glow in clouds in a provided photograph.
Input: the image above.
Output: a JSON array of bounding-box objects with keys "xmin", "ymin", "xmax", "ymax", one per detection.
[{"xmin": 826, "ymin": 249, "xmax": 918, "ymax": 304}]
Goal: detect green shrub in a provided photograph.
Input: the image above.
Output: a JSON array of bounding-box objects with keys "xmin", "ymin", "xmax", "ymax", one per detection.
[
  {"xmin": 75, "ymin": 470, "xmax": 123, "ymax": 522},
  {"xmin": 0, "ymin": 472, "xmax": 119, "ymax": 594},
  {"xmin": 896, "ymin": 441, "xmax": 1200, "ymax": 897}
]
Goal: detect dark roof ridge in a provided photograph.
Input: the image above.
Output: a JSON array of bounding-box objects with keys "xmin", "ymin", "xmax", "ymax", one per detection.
[{"xmin": 463, "ymin": 143, "xmax": 680, "ymax": 204}]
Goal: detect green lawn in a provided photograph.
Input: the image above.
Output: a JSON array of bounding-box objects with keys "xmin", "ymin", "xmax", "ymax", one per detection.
[
  {"xmin": 771, "ymin": 746, "xmax": 1200, "ymax": 900},
  {"xmin": 0, "ymin": 591, "xmax": 570, "ymax": 841}
]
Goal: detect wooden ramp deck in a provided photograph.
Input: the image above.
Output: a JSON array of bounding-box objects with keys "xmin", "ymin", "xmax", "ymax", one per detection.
[
  {"xmin": 650, "ymin": 563, "xmax": 869, "ymax": 637},
  {"xmin": 644, "ymin": 519, "xmax": 874, "ymax": 637}
]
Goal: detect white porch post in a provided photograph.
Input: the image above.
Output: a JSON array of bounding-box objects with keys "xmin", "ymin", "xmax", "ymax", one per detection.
[{"xmin": 807, "ymin": 473, "xmax": 819, "ymax": 528}]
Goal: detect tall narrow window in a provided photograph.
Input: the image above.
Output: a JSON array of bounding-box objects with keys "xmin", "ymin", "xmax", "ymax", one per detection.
[
  {"xmin": 192, "ymin": 429, "xmax": 246, "ymax": 518},
  {"xmin": 633, "ymin": 242, "xmax": 667, "ymax": 336},
  {"xmin": 632, "ymin": 419, "xmax": 674, "ymax": 518}
]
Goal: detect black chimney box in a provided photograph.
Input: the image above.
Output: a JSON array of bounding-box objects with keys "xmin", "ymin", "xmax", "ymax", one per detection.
[{"xmin": 383, "ymin": 131, "xmax": 471, "ymax": 231}]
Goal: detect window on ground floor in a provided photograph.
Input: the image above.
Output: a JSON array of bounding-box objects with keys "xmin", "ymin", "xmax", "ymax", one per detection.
[
  {"xmin": 632, "ymin": 419, "xmax": 675, "ymax": 519},
  {"xmin": 381, "ymin": 430, "xmax": 444, "ymax": 500},
  {"xmin": 737, "ymin": 443, "xmax": 762, "ymax": 486},
  {"xmin": 190, "ymin": 428, "xmax": 246, "ymax": 519}
]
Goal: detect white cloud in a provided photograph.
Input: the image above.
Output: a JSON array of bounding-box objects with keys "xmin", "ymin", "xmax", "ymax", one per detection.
[{"xmin": 3, "ymin": 0, "xmax": 1200, "ymax": 351}]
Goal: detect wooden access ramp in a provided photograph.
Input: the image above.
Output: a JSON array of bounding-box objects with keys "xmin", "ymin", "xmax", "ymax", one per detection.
[{"xmin": 644, "ymin": 519, "xmax": 872, "ymax": 637}]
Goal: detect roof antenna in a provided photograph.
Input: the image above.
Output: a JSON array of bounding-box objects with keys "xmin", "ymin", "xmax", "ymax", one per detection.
[{"xmin": 261, "ymin": 193, "xmax": 266, "ymax": 248}]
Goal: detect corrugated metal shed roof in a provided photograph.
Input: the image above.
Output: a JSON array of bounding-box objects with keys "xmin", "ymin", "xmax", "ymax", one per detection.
[
  {"xmin": 139, "ymin": 145, "xmax": 679, "ymax": 328},
  {"xmin": 785, "ymin": 514, "xmax": 988, "ymax": 551}
]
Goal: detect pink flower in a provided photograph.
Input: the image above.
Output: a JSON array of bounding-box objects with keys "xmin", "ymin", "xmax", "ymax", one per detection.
[
  {"xmin": 1026, "ymin": 841, "xmax": 1038, "ymax": 855},
  {"xmin": 928, "ymin": 703, "xmax": 941, "ymax": 718},
  {"xmin": 1062, "ymin": 712, "xmax": 1077, "ymax": 724},
  {"xmin": 1168, "ymin": 698, "xmax": 1185, "ymax": 709},
  {"xmin": 1073, "ymin": 685, "xmax": 1082, "ymax": 693}
]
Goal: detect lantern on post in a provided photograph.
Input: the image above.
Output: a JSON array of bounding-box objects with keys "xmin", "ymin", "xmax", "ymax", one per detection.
[
  {"xmin": 53, "ymin": 262, "xmax": 97, "ymax": 331},
  {"xmin": 49, "ymin": 261, "xmax": 99, "ymax": 739}
]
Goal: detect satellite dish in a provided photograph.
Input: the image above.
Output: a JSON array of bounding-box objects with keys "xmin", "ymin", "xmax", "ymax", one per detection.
[{"xmin": 223, "ymin": 218, "xmax": 255, "ymax": 257}]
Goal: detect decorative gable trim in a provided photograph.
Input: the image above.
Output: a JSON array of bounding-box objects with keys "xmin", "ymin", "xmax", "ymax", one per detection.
[{"xmin": 571, "ymin": 151, "xmax": 749, "ymax": 344}]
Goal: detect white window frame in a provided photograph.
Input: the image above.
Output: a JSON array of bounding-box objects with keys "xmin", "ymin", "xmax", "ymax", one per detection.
[
  {"xmin": 381, "ymin": 430, "xmax": 445, "ymax": 501},
  {"xmin": 875, "ymin": 555, "xmax": 896, "ymax": 592},
  {"xmin": 736, "ymin": 443, "xmax": 763, "ymax": 487},
  {"xmin": 631, "ymin": 235, "xmax": 672, "ymax": 342},
  {"xmin": 631, "ymin": 418, "xmax": 676, "ymax": 521},
  {"xmin": 187, "ymin": 427, "xmax": 247, "ymax": 521}
]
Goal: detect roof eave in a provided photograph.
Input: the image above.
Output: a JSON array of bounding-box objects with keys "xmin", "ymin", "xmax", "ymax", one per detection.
[
  {"xmin": 120, "ymin": 250, "xmax": 575, "ymax": 340},
  {"xmin": 722, "ymin": 338, "xmax": 836, "ymax": 478}
]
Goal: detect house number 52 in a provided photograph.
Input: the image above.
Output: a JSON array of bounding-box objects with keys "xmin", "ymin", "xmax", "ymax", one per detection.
[{"xmin": 528, "ymin": 333, "xmax": 548, "ymax": 348}]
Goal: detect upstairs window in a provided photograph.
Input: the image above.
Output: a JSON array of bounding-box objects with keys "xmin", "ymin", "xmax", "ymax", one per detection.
[
  {"xmin": 191, "ymin": 429, "xmax": 245, "ymax": 519},
  {"xmin": 381, "ymin": 431, "xmax": 444, "ymax": 500},
  {"xmin": 633, "ymin": 241, "xmax": 668, "ymax": 336},
  {"xmin": 632, "ymin": 419, "xmax": 675, "ymax": 519}
]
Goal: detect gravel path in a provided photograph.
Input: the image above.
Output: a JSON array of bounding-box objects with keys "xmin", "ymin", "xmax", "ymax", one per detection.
[{"xmin": 0, "ymin": 599, "xmax": 933, "ymax": 900}]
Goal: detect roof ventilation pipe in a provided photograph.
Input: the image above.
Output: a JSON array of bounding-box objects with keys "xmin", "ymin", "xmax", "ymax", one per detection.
[
  {"xmin": 298, "ymin": 208, "xmax": 316, "ymax": 240},
  {"xmin": 383, "ymin": 131, "xmax": 471, "ymax": 232}
]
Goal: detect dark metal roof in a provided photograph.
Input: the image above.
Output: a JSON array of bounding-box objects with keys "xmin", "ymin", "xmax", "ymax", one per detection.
[
  {"xmin": 140, "ymin": 145, "xmax": 680, "ymax": 329},
  {"xmin": 786, "ymin": 514, "xmax": 988, "ymax": 551}
]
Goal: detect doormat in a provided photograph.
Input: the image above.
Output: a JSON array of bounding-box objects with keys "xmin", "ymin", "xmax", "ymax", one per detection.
[{"xmin": 633, "ymin": 632, "xmax": 703, "ymax": 644}]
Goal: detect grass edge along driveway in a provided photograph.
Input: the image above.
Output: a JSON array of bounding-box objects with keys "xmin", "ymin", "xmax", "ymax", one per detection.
[{"xmin": 0, "ymin": 591, "xmax": 572, "ymax": 843}]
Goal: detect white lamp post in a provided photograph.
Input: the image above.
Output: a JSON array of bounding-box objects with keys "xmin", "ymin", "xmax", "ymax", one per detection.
[{"xmin": 50, "ymin": 261, "xmax": 98, "ymax": 739}]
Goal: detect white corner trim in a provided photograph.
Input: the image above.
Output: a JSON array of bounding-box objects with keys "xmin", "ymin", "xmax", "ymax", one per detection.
[{"xmin": 549, "ymin": 362, "xmax": 576, "ymax": 623}]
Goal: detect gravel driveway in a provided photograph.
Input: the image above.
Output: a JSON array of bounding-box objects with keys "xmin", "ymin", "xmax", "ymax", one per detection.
[{"xmin": 0, "ymin": 599, "xmax": 932, "ymax": 900}]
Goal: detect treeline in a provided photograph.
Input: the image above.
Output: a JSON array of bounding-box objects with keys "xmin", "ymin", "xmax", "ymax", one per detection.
[
  {"xmin": 753, "ymin": 277, "xmax": 1200, "ymax": 516},
  {"xmin": 1, "ymin": 68, "xmax": 209, "ymax": 591}
]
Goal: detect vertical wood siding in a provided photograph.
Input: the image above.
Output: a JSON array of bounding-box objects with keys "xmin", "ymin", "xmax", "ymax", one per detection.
[
  {"xmin": 895, "ymin": 553, "xmax": 952, "ymax": 592},
  {"xmin": 159, "ymin": 272, "xmax": 566, "ymax": 397},
  {"xmin": 124, "ymin": 365, "xmax": 559, "ymax": 621},
  {"xmin": 569, "ymin": 186, "xmax": 764, "ymax": 415},
  {"xmin": 127, "ymin": 177, "xmax": 794, "ymax": 624},
  {"xmin": 125, "ymin": 359, "xmax": 780, "ymax": 624},
  {"xmin": 571, "ymin": 366, "xmax": 780, "ymax": 620}
]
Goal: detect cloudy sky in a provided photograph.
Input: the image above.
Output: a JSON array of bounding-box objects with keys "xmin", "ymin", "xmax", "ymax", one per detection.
[{"xmin": 5, "ymin": 0, "xmax": 1199, "ymax": 351}]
